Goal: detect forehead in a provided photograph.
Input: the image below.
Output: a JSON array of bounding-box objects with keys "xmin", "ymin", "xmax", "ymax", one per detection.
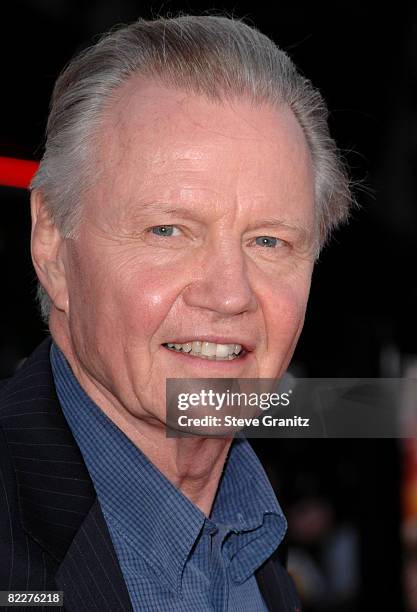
[
  {"xmin": 102, "ymin": 78, "xmax": 309, "ymax": 161},
  {"xmin": 91, "ymin": 79, "xmax": 315, "ymax": 228}
]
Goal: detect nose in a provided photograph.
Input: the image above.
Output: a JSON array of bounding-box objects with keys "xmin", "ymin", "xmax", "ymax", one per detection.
[{"xmin": 182, "ymin": 239, "xmax": 258, "ymax": 317}]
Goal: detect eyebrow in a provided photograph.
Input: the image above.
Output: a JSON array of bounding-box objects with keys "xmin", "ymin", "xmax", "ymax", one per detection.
[
  {"xmin": 136, "ymin": 202, "xmax": 311, "ymax": 239},
  {"xmin": 245, "ymin": 217, "xmax": 310, "ymax": 237},
  {"xmin": 138, "ymin": 203, "xmax": 204, "ymax": 220}
]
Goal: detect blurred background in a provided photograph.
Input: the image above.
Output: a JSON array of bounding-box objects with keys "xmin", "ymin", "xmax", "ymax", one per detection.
[{"xmin": 1, "ymin": 1, "xmax": 416, "ymax": 610}]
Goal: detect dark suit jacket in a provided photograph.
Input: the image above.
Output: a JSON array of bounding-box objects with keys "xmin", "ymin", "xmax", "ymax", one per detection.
[{"xmin": 0, "ymin": 337, "xmax": 301, "ymax": 611}]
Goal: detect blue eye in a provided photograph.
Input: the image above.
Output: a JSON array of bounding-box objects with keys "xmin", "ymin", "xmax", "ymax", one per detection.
[
  {"xmin": 151, "ymin": 225, "xmax": 176, "ymax": 237},
  {"xmin": 255, "ymin": 236, "xmax": 280, "ymax": 248}
]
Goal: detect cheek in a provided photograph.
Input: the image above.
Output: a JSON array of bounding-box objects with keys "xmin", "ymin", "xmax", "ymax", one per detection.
[
  {"xmin": 116, "ymin": 269, "xmax": 176, "ymax": 338},
  {"xmin": 264, "ymin": 278, "xmax": 310, "ymax": 345},
  {"xmin": 66, "ymin": 239, "xmax": 187, "ymax": 353}
]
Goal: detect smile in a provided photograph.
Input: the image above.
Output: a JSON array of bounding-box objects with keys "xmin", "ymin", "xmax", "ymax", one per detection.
[{"xmin": 162, "ymin": 341, "xmax": 244, "ymax": 361}]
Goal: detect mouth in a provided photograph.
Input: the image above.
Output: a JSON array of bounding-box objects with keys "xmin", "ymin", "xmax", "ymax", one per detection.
[{"xmin": 162, "ymin": 340, "xmax": 247, "ymax": 361}]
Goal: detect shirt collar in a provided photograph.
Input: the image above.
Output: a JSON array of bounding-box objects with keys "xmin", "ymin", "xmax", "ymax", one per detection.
[
  {"xmin": 51, "ymin": 341, "xmax": 287, "ymax": 591},
  {"xmin": 211, "ymin": 436, "xmax": 287, "ymax": 582}
]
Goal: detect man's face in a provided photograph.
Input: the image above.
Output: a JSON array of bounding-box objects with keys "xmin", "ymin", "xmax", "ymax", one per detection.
[{"xmin": 59, "ymin": 81, "xmax": 316, "ymax": 425}]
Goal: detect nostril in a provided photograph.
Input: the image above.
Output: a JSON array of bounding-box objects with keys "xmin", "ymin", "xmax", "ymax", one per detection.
[{"xmin": 181, "ymin": 275, "xmax": 258, "ymax": 317}]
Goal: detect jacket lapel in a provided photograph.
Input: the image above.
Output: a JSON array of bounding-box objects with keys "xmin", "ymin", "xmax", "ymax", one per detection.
[
  {"xmin": 55, "ymin": 498, "xmax": 133, "ymax": 611},
  {"xmin": 255, "ymin": 552, "xmax": 301, "ymax": 612}
]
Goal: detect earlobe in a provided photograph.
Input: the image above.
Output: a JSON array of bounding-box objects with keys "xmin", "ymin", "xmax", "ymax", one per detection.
[{"xmin": 30, "ymin": 189, "xmax": 69, "ymax": 313}]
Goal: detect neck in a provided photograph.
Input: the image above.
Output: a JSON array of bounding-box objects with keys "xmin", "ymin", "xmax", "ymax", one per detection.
[
  {"xmin": 96, "ymin": 400, "xmax": 233, "ymax": 515},
  {"xmin": 50, "ymin": 317, "xmax": 233, "ymax": 516}
]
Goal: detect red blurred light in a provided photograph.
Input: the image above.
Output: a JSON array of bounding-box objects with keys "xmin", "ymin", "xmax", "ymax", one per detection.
[{"xmin": 0, "ymin": 156, "xmax": 39, "ymax": 189}]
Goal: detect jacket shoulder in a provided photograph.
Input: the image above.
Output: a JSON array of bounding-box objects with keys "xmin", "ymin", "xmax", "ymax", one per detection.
[
  {"xmin": 0, "ymin": 418, "xmax": 59, "ymax": 589},
  {"xmin": 0, "ymin": 337, "xmax": 53, "ymax": 411},
  {"xmin": 0, "ymin": 337, "xmax": 61, "ymax": 589}
]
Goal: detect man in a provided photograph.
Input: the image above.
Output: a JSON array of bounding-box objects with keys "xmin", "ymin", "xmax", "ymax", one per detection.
[{"xmin": 0, "ymin": 15, "xmax": 351, "ymax": 611}]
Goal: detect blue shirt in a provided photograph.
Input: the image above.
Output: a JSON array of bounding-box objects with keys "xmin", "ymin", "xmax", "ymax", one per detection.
[{"xmin": 50, "ymin": 343, "xmax": 287, "ymax": 611}]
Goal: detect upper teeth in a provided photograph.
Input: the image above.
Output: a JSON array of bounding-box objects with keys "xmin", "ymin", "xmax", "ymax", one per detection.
[{"xmin": 166, "ymin": 341, "xmax": 242, "ymax": 359}]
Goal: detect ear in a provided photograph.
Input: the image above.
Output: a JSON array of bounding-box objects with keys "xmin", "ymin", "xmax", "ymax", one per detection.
[{"xmin": 30, "ymin": 189, "xmax": 69, "ymax": 314}]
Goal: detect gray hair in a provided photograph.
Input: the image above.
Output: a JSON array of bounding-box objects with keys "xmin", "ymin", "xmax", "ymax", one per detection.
[{"xmin": 31, "ymin": 14, "xmax": 352, "ymax": 323}]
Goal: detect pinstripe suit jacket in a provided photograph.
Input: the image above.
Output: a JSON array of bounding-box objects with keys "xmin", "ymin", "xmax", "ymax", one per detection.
[{"xmin": 0, "ymin": 337, "xmax": 301, "ymax": 611}]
